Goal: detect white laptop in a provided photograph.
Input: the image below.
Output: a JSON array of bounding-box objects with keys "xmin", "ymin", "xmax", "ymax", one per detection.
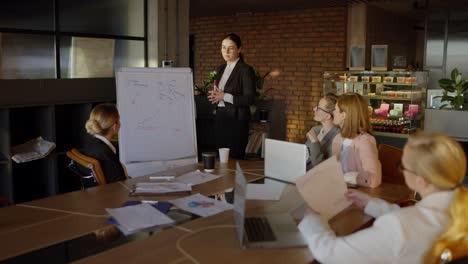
[
  {"xmin": 264, "ymin": 139, "xmax": 307, "ymax": 184},
  {"xmin": 234, "ymin": 162, "xmax": 307, "ymax": 249}
]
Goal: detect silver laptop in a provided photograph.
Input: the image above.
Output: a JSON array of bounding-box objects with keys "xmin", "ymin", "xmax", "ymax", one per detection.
[
  {"xmin": 264, "ymin": 139, "xmax": 307, "ymax": 184},
  {"xmin": 234, "ymin": 162, "xmax": 307, "ymax": 249}
]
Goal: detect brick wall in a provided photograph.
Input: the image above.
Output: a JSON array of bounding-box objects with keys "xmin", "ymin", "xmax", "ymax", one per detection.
[{"xmin": 190, "ymin": 8, "xmax": 347, "ymax": 143}]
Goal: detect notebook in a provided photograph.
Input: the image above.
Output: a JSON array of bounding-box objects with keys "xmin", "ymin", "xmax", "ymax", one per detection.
[
  {"xmin": 234, "ymin": 162, "xmax": 307, "ymax": 249},
  {"xmin": 264, "ymin": 139, "xmax": 307, "ymax": 184}
]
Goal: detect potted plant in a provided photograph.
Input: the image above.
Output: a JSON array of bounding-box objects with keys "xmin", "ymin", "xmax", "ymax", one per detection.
[
  {"xmin": 437, "ymin": 68, "xmax": 468, "ymax": 110},
  {"xmin": 253, "ymin": 69, "xmax": 280, "ymax": 121},
  {"xmin": 194, "ymin": 70, "xmax": 217, "ymax": 116},
  {"xmin": 425, "ymin": 68, "xmax": 468, "ymax": 139},
  {"xmin": 195, "ymin": 70, "xmax": 217, "ymax": 96}
]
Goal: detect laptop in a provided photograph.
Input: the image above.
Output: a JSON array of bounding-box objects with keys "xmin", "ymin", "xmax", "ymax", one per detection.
[
  {"xmin": 264, "ymin": 139, "xmax": 307, "ymax": 184},
  {"xmin": 234, "ymin": 162, "xmax": 307, "ymax": 249}
]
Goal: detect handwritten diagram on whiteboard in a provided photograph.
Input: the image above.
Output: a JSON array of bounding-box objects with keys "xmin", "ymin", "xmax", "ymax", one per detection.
[{"xmin": 117, "ymin": 68, "xmax": 197, "ymax": 163}]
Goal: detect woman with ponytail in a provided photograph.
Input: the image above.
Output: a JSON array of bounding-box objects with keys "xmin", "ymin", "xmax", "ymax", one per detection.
[
  {"xmin": 82, "ymin": 103, "xmax": 126, "ymax": 183},
  {"xmin": 299, "ymin": 132, "xmax": 466, "ymax": 263}
]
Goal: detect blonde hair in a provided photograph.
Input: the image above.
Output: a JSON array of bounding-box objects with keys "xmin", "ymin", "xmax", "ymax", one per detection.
[
  {"xmin": 85, "ymin": 103, "xmax": 119, "ymax": 136},
  {"xmin": 336, "ymin": 93, "xmax": 372, "ymax": 138},
  {"xmin": 406, "ymin": 132, "xmax": 468, "ymax": 263}
]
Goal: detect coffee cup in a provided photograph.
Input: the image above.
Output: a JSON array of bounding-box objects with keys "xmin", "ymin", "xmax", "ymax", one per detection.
[
  {"xmin": 218, "ymin": 148, "xmax": 230, "ymax": 163},
  {"xmin": 202, "ymin": 152, "xmax": 216, "ymax": 172}
]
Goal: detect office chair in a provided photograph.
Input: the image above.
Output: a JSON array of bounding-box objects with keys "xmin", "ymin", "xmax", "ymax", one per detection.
[
  {"xmin": 378, "ymin": 144, "xmax": 418, "ymax": 205},
  {"xmin": 378, "ymin": 144, "xmax": 404, "ymax": 185},
  {"xmin": 66, "ymin": 148, "xmax": 107, "ymax": 190}
]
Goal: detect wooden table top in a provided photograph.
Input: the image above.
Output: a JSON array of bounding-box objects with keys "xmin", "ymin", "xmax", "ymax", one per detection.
[{"xmin": 0, "ymin": 159, "xmax": 411, "ymax": 263}]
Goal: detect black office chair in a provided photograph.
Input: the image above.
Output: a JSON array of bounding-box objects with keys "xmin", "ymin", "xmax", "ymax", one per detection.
[{"xmin": 66, "ymin": 148, "xmax": 107, "ymax": 190}]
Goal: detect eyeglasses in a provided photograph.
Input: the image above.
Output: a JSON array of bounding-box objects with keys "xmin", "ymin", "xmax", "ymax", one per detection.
[
  {"xmin": 398, "ymin": 161, "xmax": 417, "ymax": 175},
  {"xmin": 314, "ymin": 106, "xmax": 334, "ymax": 117}
]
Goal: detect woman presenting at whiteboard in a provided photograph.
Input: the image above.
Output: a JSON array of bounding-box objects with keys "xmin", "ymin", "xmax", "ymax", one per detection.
[
  {"xmin": 208, "ymin": 33, "xmax": 256, "ymax": 159},
  {"xmin": 82, "ymin": 103, "xmax": 127, "ymax": 183}
]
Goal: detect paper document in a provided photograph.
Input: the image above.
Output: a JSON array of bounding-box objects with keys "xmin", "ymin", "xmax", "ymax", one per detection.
[
  {"xmin": 246, "ymin": 179, "xmax": 286, "ymax": 200},
  {"xmin": 175, "ymin": 170, "xmax": 221, "ymax": 186},
  {"xmin": 296, "ymin": 156, "xmax": 352, "ymax": 220},
  {"xmin": 11, "ymin": 137, "xmax": 56, "ymax": 163},
  {"xmin": 170, "ymin": 193, "xmax": 233, "ymax": 217},
  {"xmin": 131, "ymin": 182, "xmax": 191, "ymax": 196},
  {"xmin": 106, "ymin": 203, "xmax": 174, "ymax": 234}
]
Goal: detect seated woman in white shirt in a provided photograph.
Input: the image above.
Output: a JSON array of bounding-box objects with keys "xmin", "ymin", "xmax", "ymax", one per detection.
[
  {"xmin": 82, "ymin": 103, "xmax": 126, "ymax": 183},
  {"xmin": 298, "ymin": 132, "xmax": 467, "ymax": 264},
  {"xmin": 305, "ymin": 93, "xmax": 340, "ymax": 170}
]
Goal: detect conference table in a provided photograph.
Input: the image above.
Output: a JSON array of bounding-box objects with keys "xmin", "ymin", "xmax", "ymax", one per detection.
[{"xmin": 0, "ymin": 159, "xmax": 411, "ymax": 263}]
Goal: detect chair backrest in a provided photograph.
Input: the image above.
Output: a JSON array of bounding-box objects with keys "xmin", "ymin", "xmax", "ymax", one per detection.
[
  {"xmin": 378, "ymin": 144, "xmax": 404, "ymax": 185},
  {"xmin": 66, "ymin": 148, "xmax": 107, "ymax": 186}
]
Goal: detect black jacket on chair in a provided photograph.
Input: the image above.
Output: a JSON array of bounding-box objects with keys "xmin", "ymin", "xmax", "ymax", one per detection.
[
  {"xmin": 215, "ymin": 60, "xmax": 256, "ymax": 121},
  {"xmin": 81, "ymin": 136, "xmax": 126, "ymax": 183}
]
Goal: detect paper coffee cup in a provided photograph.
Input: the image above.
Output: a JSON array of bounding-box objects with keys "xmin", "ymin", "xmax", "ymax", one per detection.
[{"xmin": 219, "ymin": 148, "xmax": 230, "ymax": 163}]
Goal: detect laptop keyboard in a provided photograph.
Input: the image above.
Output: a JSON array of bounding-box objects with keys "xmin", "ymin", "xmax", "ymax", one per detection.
[{"xmin": 244, "ymin": 217, "xmax": 277, "ymax": 242}]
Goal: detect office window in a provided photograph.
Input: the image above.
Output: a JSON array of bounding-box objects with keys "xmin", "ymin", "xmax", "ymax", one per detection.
[
  {"xmin": 0, "ymin": 33, "xmax": 55, "ymax": 79},
  {"xmin": 59, "ymin": 0, "xmax": 144, "ymax": 37},
  {"xmin": 114, "ymin": 40, "xmax": 145, "ymax": 70},
  {"xmin": 0, "ymin": 0, "xmax": 54, "ymax": 31},
  {"xmin": 60, "ymin": 37, "xmax": 144, "ymax": 78},
  {"xmin": 0, "ymin": 0, "xmax": 147, "ymax": 79}
]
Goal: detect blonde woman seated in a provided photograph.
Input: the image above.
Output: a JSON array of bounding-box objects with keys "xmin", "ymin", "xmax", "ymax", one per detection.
[
  {"xmin": 299, "ymin": 132, "xmax": 467, "ymax": 263},
  {"xmin": 425, "ymin": 176, "xmax": 468, "ymax": 263},
  {"xmin": 82, "ymin": 103, "xmax": 126, "ymax": 183},
  {"xmin": 305, "ymin": 93, "xmax": 340, "ymax": 170},
  {"xmin": 331, "ymin": 93, "xmax": 381, "ymax": 188}
]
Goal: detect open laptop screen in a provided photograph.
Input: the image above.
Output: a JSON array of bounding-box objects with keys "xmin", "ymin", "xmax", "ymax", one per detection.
[
  {"xmin": 264, "ymin": 139, "xmax": 307, "ymax": 184},
  {"xmin": 234, "ymin": 162, "xmax": 247, "ymax": 246}
]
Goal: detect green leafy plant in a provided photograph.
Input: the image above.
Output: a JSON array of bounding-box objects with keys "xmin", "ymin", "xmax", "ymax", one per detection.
[
  {"xmin": 255, "ymin": 69, "xmax": 279, "ymax": 102},
  {"xmin": 195, "ymin": 70, "xmax": 217, "ymax": 96},
  {"xmin": 438, "ymin": 68, "xmax": 468, "ymax": 110}
]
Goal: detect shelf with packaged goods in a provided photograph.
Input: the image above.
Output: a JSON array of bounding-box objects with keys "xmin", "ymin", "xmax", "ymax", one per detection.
[
  {"xmin": 366, "ymin": 95, "xmax": 423, "ymax": 102},
  {"xmin": 374, "ymin": 131, "xmax": 410, "ymax": 138},
  {"xmin": 323, "ymin": 70, "xmax": 428, "ymax": 143}
]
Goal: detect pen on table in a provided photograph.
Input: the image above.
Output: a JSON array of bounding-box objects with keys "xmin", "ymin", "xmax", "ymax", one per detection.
[
  {"xmin": 141, "ymin": 200, "xmax": 158, "ymax": 204},
  {"xmin": 149, "ymin": 176, "xmax": 175, "ymax": 180}
]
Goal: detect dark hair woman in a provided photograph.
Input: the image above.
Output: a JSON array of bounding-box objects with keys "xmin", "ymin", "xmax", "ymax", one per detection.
[{"xmin": 207, "ymin": 33, "xmax": 256, "ymax": 159}]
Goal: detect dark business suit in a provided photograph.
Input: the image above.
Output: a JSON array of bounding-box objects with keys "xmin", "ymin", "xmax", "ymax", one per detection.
[
  {"xmin": 81, "ymin": 136, "xmax": 126, "ymax": 183},
  {"xmin": 214, "ymin": 59, "xmax": 256, "ymax": 159}
]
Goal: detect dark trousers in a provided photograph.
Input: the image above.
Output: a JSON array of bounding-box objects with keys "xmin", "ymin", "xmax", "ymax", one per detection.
[{"xmin": 214, "ymin": 108, "xmax": 249, "ymax": 160}]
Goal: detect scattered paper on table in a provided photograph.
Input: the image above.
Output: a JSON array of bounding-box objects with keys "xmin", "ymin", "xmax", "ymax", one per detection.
[
  {"xmin": 246, "ymin": 179, "xmax": 285, "ymax": 200},
  {"xmin": 170, "ymin": 193, "xmax": 233, "ymax": 217},
  {"xmin": 132, "ymin": 182, "xmax": 191, "ymax": 196},
  {"xmin": 175, "ymin": 170, "xmax": 221, "ymax": 185},
  {"xmin": 106, "ymin": 203, "xmax": 174, "ymax": 234}
]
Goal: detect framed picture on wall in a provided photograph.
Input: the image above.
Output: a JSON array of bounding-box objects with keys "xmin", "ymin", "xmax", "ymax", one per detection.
[
  {"xmin": 349, "ymin": 45, "xmax": 365, "ymax": 70},
  {"xmin": 371, "ymin": 45, "xmax": 388, "ymax": 71}
]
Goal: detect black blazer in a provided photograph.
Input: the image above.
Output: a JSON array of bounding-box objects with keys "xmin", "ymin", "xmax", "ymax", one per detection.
[
  {"xmin": 81, "ymin": 136, "xmax": 126, "ymax": 183},
  {"xmin": 215, "ymin": 60, "xmax": 256, "ymax": 121}
]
